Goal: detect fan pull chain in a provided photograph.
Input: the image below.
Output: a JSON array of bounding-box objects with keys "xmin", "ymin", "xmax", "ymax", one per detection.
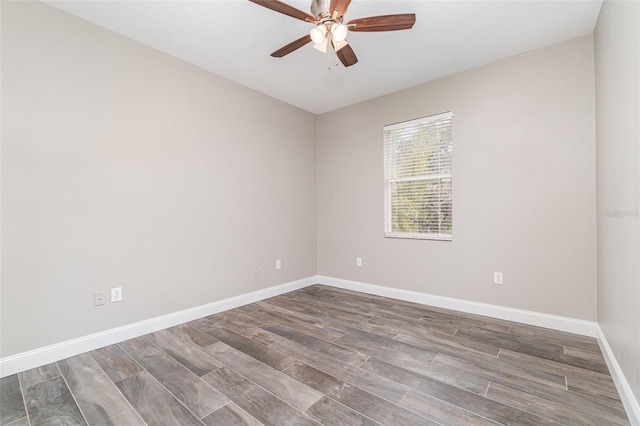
[{"xmin": 327, "ymin": 42, "xmax": 340, "ymax": 70}]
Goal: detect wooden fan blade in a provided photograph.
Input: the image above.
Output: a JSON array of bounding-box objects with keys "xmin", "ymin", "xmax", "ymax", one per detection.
[
  {"xmin": 336, "ymin": 43, "xmax": 358, "ymax": 67},
  {"xmin": 348, "ymin": 13, "xmax": 416, "ymax": 32},
  {"xmin": 271, "ymin": 34, "xmax": 312, "ymax": 57},
  {"xmin": 329, "ymin": 0, "xmax": 352, "ymax": 18},
  {"xmin": 249, "ymin": 0, "xmax": 315, "ymax": 22}
]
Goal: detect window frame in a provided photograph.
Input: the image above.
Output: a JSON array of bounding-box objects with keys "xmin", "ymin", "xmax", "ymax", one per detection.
[{"xmin": 383, "ymin": 111, "xmax": 453, "ymax": 241}]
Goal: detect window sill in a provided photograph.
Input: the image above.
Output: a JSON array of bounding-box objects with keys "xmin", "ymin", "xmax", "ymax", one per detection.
[{"xmin": 384, "ymin": 233, "xmax": 452, "ymax": 241}]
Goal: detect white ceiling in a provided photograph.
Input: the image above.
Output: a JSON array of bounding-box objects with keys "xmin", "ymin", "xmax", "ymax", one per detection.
[{"xmin": 43, "ymin": 0, "xmax": 603, "ymax": 114}]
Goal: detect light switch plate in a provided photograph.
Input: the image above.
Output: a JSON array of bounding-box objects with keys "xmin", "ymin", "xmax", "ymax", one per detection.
[{"xmin": 111, "ymin": 287, "xmax": 123, "ymax": 302}]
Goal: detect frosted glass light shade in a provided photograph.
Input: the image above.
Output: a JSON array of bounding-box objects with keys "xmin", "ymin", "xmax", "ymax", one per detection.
[
  {"xmin": 331, "ymin": 23, "xmax": 348, "ymax": 42},
  {"xmin": 310, "ymin": 25, "xmax": 327, "ymax": 44},
  {"xmin": 313, "ymin": 38, "xmax": 328, "ymax": 53}
]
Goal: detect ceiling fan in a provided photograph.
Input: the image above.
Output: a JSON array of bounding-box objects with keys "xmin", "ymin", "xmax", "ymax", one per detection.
[{"xmin": 249, "ymin": 0, "xmax": 416, "ymax": 67}]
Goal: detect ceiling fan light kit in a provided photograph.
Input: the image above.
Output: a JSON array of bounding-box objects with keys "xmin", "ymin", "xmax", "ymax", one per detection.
[
  {"xmin": 310, "ymin": 24, "xmax": 327, "ymax": 44},
  {"xmin": 313, "ymin": 37, "xmax": 329, "ymax": 53},
  {"xmin": 331, "ymin": 23, "xmax": 348, "ymax": 42},
  {"xmin": 248, "ymin": 0, "xmax": 416, "ymax": 67}
]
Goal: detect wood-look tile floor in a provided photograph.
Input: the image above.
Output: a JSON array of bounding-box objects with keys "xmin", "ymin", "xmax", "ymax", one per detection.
[{"xmin": 0, "ymin": 285, "xmax": 630, "ymax": 426}]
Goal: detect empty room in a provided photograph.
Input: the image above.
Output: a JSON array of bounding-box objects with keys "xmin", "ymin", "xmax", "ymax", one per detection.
[{"xmin": 1, "ymin": 0, "xmax": 639, "ymax": 425}]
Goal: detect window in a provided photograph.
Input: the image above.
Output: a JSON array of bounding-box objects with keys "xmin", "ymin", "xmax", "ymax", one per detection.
[{"xmin": 383, "ymin": 112, "xmax": 453, "ymax": 240}]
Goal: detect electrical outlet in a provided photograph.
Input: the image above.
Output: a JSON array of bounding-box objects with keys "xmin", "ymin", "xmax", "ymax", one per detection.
[
  {"xmin": 494, "ymin": 272, "xmax": 504, "ymax": 285},
  {"xmin": 111, "ymin": 287, "xmax": 123, "ymax": 302},
  {"xmin": 356, "ymin": 257, "xmax": 363, "ymax": 267},
  {"xmin": 275, "ymin": 259, "xmax": 281, "ymax": 270},
  {"xmin": 94, "ymin": 291, "xmax": 106, "ymax": 306},
  {"xmin": 253, "ymin": 264, "xmax": 260, "ymax": 274}
]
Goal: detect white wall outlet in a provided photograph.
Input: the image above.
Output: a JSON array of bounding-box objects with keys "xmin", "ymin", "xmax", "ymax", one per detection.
[
  {"xmin": 111, "ymin": 287, "xmax": 123, "ymax": 302},
  {"xmin": 356, "ymin": 257, "xmax": 363, "ymax": 267},
  {"xmin": 275, "ymin": 259, "xmax": 281, "ymax": 270},
  {"xmin": 94, "ymin": 291, "xmax": 106, "ymax": 306},
  {"xmin": 253, "ymin": 264, "xmax": 260, "ymax": 274},
  {"xmin": 494, "ymin": 272, "xmax": 504, "ymax": 285}
]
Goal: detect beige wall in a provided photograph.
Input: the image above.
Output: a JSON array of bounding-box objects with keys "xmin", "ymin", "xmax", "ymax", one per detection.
[
  {"xmin": 0, "ymin": 1, "xmax": 609, "ymax": 361},
  {"xmin": 0, "ymin": 2, "xmax": 317, "ymax": 357},
  {"xmin": 595, "ymin": 0, "xmax": 640, "ymax": 404},
  {"xmin": 317, "ymin": 36, "xmax": 597, "ymax": 320}
]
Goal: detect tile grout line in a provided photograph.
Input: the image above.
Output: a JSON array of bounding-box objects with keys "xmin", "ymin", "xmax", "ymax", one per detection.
[
  {"xmin": 264, "ymin": 303, "xmax": 510, "ymax": 408},
  {"xmin": 16, "ymin": 372, "xmax": 33, "ymax": 426},
  {"xmin": 302, "ymin": 392, "xmax": 384, "ymax": 426},
  {"xmin": 157, "ymin": 351, "xmax": 231, "ymax": 421},
  {"xmin": 56, "ymin": 361, "xmax": 90, "ymax": 426},
  {"xmin": 17, "ymin": 366, "xmax": 62, "ymax": 390},
  {"xmin": 497, "ymin": 346, "xmax": 617, "ymax": 389},
  {"xmin": 356, "ymin": 354, "xmax": 371, "ymax": 368},
  {"xmin": 186, "ymin": 317, "xmax": 216, "ymax": 330},
  {"xmin": 257, "ymin": 300, "xmax": 330, "ymax": 329},
  {"xmin": 221, "ymin": 310, "xmax": 273, "ymax": 329},
  {"xmin": 127, "ymin": 332, "xmax": 223, "ymax": 382},
  {"xmin": 278, "ymin": 342, "xmax": 409, "ymax": 424},
  {"xmin": 208, "ymin": 360, "xmax": 321, "ymax": 423},
  {"xmin": 8, "ymin": 285, "xmax": 626, "ymax": 426},
  {"xmin": 89, "ymin": 349, "xmax": 150, "ymax": 426},
  {"xmin": 484, "ymin": 381, "xmax": 596, "ymax": 425},
  {"xmin": 207, "ymin": 315, "xmax": 277, "ymax": 344},
  {"xmin": 407, "ymin": 385, "xmax": 510, "ymax": 426},
  {"xmin": 288, "ymin": 286, "xmax": 624, "ymax": 406},
  {"xmin": 270, "ymin": 322, "xmax": 414, "ymax": 402},
  {"xmin": 114, "ymin": 363, "xmax": 207, "ymax": 425},
  {"xmin": 209, "ymin": 325, "xmax": 297, "ymax": 370},
  {"xmin": 332, "ymin": 332, "xmax": 438, "ymax": 370},
  {"xmin": 395, "ymin": 393, "xmax": 448, "ymax": 426},
  {"xmin": 260, "ymin": 317, "xmax": 374, "ymax": 363},
  {"xmin": 289, "ymin": 356, "xmax": 413, "ymax": 408},
  {"xmin": 115, "ymin": 337, "xmax": 215, "ymax": 423},
  {"xmin": 397, "ymin": 388, "xmax": 412, "ymax": 406},
  {"xmin": 243, "ymin": 307, "xmax": 339, "ymax": 342},
  {"xmin": 484, "ymin": 381, "xmax": 491, "ymax": 397},
  {"xmin": 300, "ymin": 286, "xmax": 629, "ymax": 421}
]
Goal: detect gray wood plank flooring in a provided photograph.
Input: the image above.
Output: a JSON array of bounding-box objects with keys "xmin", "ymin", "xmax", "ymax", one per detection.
[
  {"xmin": 115, "ymin": 371, "xmax": 202, "ymax": 426},
  {"xmin": 0, "ymin": 375, "xmax": 27, "ymax": 425},
  {"xmin": 57, "ymin": 353, "xmax": 143, "ymax": 425},
  {"xmin": 0, "ymin": 284, "xmax": 630, "ymax": 425},
  {"xmin": 200, "ymin": 401, "xmax": 262, "ymax": 426},
  {"xmin": 126, "ymin": 345, "xmax": 228, "ymax": 418},
  {"xmin": 90, "ymin": 344, "xmax": 143, "ymax": 382},
  {"xmin": 203, "ymin": 341, "xmax": 322, "ymax": 411},
  {"xmin": 21, "ymin": 376, "xmax": 87, "ymax": 425}
]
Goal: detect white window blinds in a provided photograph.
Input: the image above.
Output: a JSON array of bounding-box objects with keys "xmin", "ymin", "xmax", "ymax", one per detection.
[{"xmin": 383, "ymin": 112, "xmax": 453, "ymax": 240}]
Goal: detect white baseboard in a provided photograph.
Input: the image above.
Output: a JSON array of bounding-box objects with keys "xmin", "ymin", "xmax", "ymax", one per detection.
[
  {"xmin": 0, "ymin": 276, "xmax": 316, "ymax": 378},
  {"xmin": 316, "ymin": 276, "xmax": 598, "ymax": 337},
  {"xmin": 318, "ymin": 276, "xmax": 640, "ymax": 424},
  {"xmin": 597, "ymin": 325, "xmax": 640, "ymax": 426},
  {"xmin": 4, "ymin": 273, "xmax": 637, "ymax": 426}
]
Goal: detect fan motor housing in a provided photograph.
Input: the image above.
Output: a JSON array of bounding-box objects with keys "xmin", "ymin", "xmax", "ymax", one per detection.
[{"xmin": 311, "ymin": 0, "xmax": 330, "ymax": 19}]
